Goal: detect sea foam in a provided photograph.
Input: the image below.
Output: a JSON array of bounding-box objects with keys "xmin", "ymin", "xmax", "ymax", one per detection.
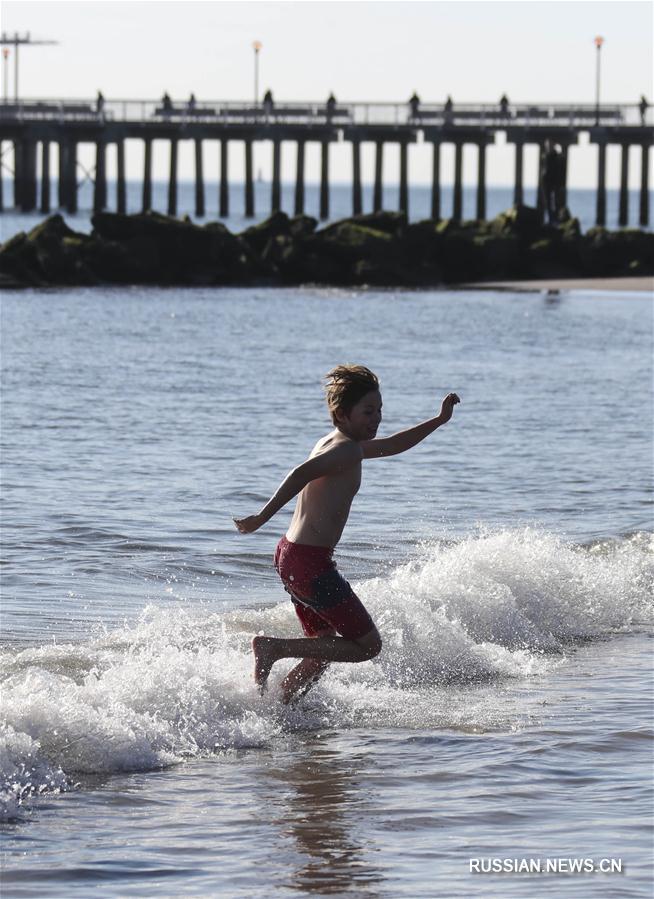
[{"xmin": 1, "ymin": 527, "xmax": 651, "ymax": 819}]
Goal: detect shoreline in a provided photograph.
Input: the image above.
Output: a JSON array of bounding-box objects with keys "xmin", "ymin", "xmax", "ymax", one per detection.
[{"xmin": 460, "ymin": 276, "xmax": 654, "ymax": 294}]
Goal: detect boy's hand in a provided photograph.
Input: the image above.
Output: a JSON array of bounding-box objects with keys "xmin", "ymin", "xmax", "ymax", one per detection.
[
  {"xmin": 233, "ymin": 514, "xmax": 264, "ymax": 534},
  {"xmin": 439, "ymin": 392, "xmax": 461, "ymax": 423}
]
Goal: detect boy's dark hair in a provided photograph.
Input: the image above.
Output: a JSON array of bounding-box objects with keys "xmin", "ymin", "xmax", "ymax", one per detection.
[{"xmin": 323, "ymin": 364, "xmax": 380, "ymax": 425}]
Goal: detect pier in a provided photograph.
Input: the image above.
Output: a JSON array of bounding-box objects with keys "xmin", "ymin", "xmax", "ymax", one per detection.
[{"xmin": 0, "ymin": 98, "xmax": 652, "ymax": 225}]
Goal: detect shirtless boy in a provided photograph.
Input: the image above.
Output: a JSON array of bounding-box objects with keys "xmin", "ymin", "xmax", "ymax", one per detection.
[{"xmin": 234, "ymin": 365, "xmax": 460, "ymax": 704}]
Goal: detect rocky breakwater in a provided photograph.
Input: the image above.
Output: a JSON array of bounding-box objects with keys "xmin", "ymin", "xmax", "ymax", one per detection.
[{"xmin": 1, "ymin": 206, "xmax": 652, "ymax": 288}]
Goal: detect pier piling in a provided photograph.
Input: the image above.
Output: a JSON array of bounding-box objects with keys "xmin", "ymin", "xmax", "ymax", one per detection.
[
  {"xmin": 476, "ymin": 142, "xmax": 486, "ymax": 220},
  {"xmin": 40, "ymin": 140, "xmax": 50, "ymax": 213},
  {"xmin": 194, "ymin": 138, "xmax": 204, "ymax": 217},
  {"xmin": 116, "ymin": 140, "xmax": 126, "ymax": 214},
  {"xmin": 640, "ymin": 144, "xmax": 650, "ymax": 226},
  {"xmin": 453, "ymin": 142, "xmax": 463, "ymax": 220},
  {"xmin": 168, "ymin": 139, "xmax": 178, "ymax": 216},
  {"xmin": 93, "ymin": 140, "xmax": 107, "ymax": 213},
  {"xmin": 142, "ymin": 139, "xmax": 152, "ymax": 212},
  {"xmin": 513, "ymin": 141, "xmax": 524, "ymax": 206},
  {"xmin": 536, "ymin": 143, "xmax": 545, "ymax": 223},
  {"xmin": 431, "ymin": 142, "xmax": 441, "ymax": 220},
  {"xmin": 399, "ymin": 141, "xmax": 408, "ymax": 215},
  {"xmin": 373, "ymin": 141, "xmax": 383, "ymax": 212},
  {"xmin": 13, "ymin": 140, "xmax": 22, "ymax": 210},
  {"xmin": 352, "ymin": 140, "xmax": 362, "ymax": 215},
  {"xmin": 294, "ymin": 140, "xmax": 305, "ymax": 215},
  {"xmin": 618, "ymin": 144, "xmax": 629, "ymax": 226},
  {"xmin": 320, "ymin": 140, "xmax": 329, "ymax": 220},
  {"xmin": 272, "ymin": 139, "xmax": 281, "ymax": 212},
  {"xmin": 57, "ymin": 140, "xmax": 65, "ymax": 208},
  {"xmin": 18, "ymin": 139, "xmax": 37, "ymax": 212},
  {"xmin": 559, "ymin": 144, "xmax": 569, "ymax": 211},
  {"xmin": 244, "ymin": 140, "xmax": 254, "ymax": 217},
  {"xmin": 596, "ymin": 141, "xmax": 606, "ymax": 226},
  {"xmin": 220, "ymin": 139, "xmax": 229, "ymax": 217},
  {"xmin": 60, "ymin": 140, "xmax": 77, "ymax": 214}
]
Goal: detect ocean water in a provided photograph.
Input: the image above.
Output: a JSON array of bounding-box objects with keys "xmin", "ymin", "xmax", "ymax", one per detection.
[
  {"xmin": 0, "ymin": 180, "xmax": 652, "ymax": 242},
  {"xmin": 1, "ymin": 285, "xmax": 653, "ymax": 897}
]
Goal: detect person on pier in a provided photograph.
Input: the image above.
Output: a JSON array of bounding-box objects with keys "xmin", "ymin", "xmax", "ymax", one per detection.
[
  {"xmin": 326, "ymin": 93, "xmax": 337, "ymax": 120},
  {"xmin": 409, "ymin": 92, "xmax": 421, "ymax": 121},
  {"xmin": 639, "ymin": 95, "xmax": 649, "ymax": 125},
  {"xmin": 499, "ymin": 94, "xmax": 509, "ymax": 117},
  {"xmin": 444, "ymin": 95, "xmax": 453, "ymax": 124},
  {"xmin": 263, "ymin": 89, "xmax": 274, "ymax": 116}
]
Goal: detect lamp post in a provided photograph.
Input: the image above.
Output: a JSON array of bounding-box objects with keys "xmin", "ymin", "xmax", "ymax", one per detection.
[
  {"xmin": 2, "ymin": 48, "xmax": 8, "ymax": 103},
  {"xmin": 253, "ymin": 40, "xmax": 262, "ymax": 106},
  {"xmin": 0, "ymin": 32, "xmax": 58, "ymax": 103},
  {"xmin": 594, "ymin": 35, "xmax": 604, "ymax": 125}
]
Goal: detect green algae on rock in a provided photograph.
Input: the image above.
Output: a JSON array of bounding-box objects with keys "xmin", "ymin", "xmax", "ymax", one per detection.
[{"xmin": 1, "ymin": 207, "xmax": 652, "ymax": 288}]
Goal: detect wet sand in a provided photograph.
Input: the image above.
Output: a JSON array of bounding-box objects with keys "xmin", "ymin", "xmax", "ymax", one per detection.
[{"xmin": 461, "ymin": 276, "xmax": 654, "ymax": 293}]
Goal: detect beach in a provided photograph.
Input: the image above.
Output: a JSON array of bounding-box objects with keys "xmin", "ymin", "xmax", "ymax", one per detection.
[{"xmin": 463, "ymin": 276, "xmax": 654, "ymax": 293}]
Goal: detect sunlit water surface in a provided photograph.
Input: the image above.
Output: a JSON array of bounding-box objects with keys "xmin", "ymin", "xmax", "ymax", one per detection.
[{"xmin": 1, "ymin": 285, "xmax": 652, "ymax": 897}]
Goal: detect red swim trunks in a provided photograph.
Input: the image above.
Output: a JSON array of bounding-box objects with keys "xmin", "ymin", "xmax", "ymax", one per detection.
[{"xmin": 274, "ymin": 536, "xmax": 375, "ymax": 640}]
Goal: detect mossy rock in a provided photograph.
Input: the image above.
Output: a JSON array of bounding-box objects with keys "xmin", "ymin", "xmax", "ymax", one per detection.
[
  {"xmin": 0, "ymin": 216, "xmax": 94, "ymax": 285},
  {"xmin": 308, "ymin": 222, "xmax": 394, "ymax": 266},
  {"xmin": 472, "ymin": 234, "xmax": 523, "ymax": 279},
  {"xmin": 288, "ymin": 214, "xmax": 318, "ymax": 239},
  {"xmin": 436, "ymin": 231, "xmax": 485, "ymax": 281},
  {"xmin": 344, "ymin": 211, "xmax": 407, "ymax": 236},
  {"xmin": 490, "ymin": 204, "xmax": 542, "ymax": 241},
  {"xmin": 92, "ymin": 211, "xmax": 254, "ymax": 282},
  {"xmin": 401, "ymin": 220, "xmax": 445, "ymax": 262},
  {"xmin": 260, "ymin": 233, "xmax": 295, "ymax": 273},
  {"xmin": 0, "ymin": 232, "xmax": 43, "ymax": 285},
  {"xmin": 27, "ymin": 214, "xmax": 85, "ymax": 243},
  {"xmin": 91, "ymin": 210, "xmax": 171, "ymax": 241},
  {"xmin": 2, "ymin": 207, "xmax": 651, "ymax": 287},
  {"xmin": 526, "ymin": 238, "xmax": 580, "ymax": 278},
  {"xmin": 435, "ymin": 218, "xmax": 457, "ymax": 236},
  {"xmin": 239, "ymin": 211, "xmax": 292, "ymax": 254},
  {"xmin": 579, "ymin": 228, "xmax": 654, "ymax": 276},
  {"xmin": 351, "ymin": 258, "xmax": 409, "ymax": 286}
]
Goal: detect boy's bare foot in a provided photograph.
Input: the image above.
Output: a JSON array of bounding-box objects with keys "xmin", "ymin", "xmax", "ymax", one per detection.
[{"xmin": 252, "ymin": 636, "xmax": 277, "ymax": 693}]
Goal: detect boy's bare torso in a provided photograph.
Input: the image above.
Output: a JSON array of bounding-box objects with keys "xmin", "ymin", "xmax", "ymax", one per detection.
[{"xmin": 286, "ymin": 431, "xmax": 361, "ymax": 548}]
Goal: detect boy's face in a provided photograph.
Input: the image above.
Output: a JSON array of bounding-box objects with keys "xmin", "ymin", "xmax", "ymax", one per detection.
[{"xmin": 337, "ymin": 389, "xmax": 383, "ymax": 441}]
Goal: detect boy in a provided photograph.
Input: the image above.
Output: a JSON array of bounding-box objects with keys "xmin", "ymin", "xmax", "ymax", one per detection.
[{"xmin": 234, "ymin": 365, "xmax": 460, "ymax": 703}]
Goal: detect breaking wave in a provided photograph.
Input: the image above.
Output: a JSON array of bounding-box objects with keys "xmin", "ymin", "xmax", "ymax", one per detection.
[{"xmin": 2, "ymin": 527, "xmax": 651, "ymax": 819}]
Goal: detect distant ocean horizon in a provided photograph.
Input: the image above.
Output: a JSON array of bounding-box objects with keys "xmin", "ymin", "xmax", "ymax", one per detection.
[{"xmin": 1, "ymin": 180, "xmax": 651, "ymax": 240}]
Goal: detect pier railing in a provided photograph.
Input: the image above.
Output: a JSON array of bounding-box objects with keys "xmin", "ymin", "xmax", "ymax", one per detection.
[{"xmin": 0, "ymin": 98, "xmax": 651, "ymax": 128}]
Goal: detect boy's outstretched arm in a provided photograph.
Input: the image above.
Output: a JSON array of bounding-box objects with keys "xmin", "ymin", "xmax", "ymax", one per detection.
[
  {"xmin": 361, "ymin": 393, "xmax": 460, "ymax": 459},
  {"xmin": 233, "ymin": 441, "xmax": 362, "ymax": 534}
]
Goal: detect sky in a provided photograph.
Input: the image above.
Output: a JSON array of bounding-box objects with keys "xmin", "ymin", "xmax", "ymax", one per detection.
[{"xmin": 2, "ymin": 0, "xmax": 653, "ymax": 187}]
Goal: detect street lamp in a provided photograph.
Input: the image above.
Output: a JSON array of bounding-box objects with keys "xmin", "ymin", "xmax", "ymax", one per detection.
[
  {"xmin": 253, "ymin": 40, "xmax": 262, "ymax": 106},
  {"xmin": 0, "ymin": 32, "xmax": 58, "ymax": 103},
  {"xmin": 594, "ymin": 35, "xmax": 604, "ymax": 126}
]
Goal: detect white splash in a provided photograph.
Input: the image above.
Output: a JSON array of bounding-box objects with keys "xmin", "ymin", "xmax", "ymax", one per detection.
[{"xmin": 1, "ymin": 527, "xmax": 651, "ymax": 818}]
